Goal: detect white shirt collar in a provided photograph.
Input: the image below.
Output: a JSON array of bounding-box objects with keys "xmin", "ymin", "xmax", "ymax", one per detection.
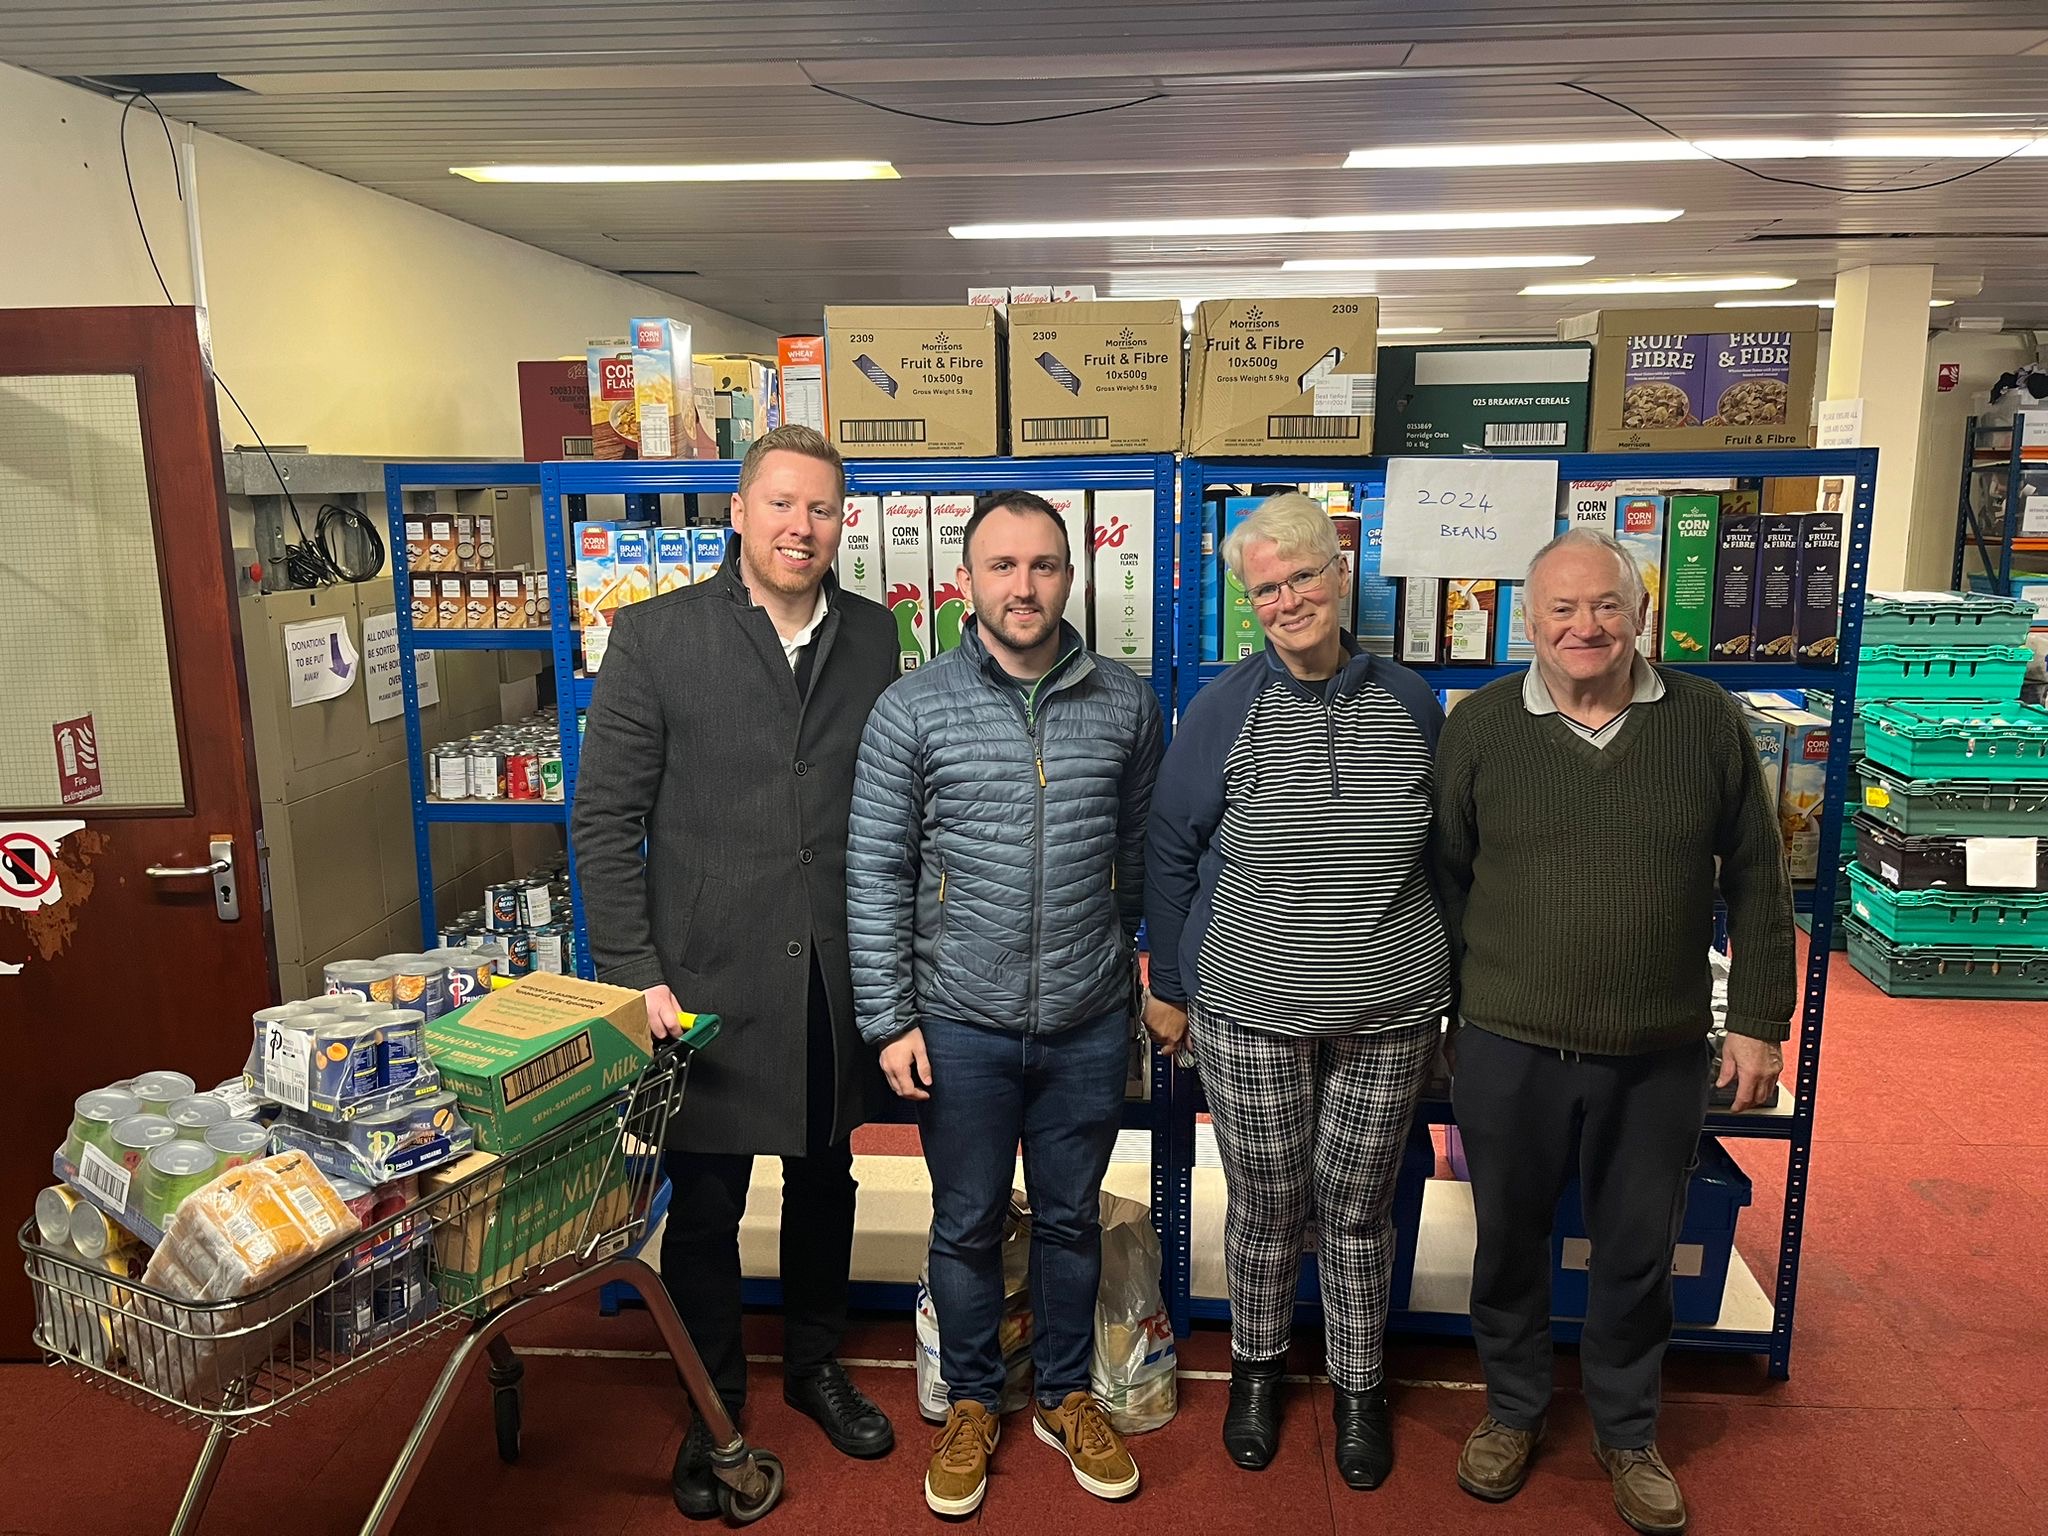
[
  {"xmin": 1523, "ymin": 651, "xmax": 1666, "ymax": 716},
  {"xmin": 779, "ymin": 587, "xmax": 830, "ymax": 670}
]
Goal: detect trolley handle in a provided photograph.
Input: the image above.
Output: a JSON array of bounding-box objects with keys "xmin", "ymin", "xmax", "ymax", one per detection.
[{"xmin": 661, "ymin": 1011, "xmax": 721, "ymax": 1061}]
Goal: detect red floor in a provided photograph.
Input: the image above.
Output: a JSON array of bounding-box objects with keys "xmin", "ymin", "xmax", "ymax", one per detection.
[{"xmin": 6, "ymin": 948, "xmax": 2046, "ymax": 1535}]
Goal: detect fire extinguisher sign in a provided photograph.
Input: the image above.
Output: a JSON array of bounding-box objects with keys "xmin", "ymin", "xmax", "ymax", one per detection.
[{"xmin": 52, "ymin": 715, "xmax": 103, "ymax": 806}]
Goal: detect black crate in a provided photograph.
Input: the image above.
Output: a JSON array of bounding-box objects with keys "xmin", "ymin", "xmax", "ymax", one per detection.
[{"xmin": 1853, "ymin": 815, "xmax": 2048, "ymax": 893}]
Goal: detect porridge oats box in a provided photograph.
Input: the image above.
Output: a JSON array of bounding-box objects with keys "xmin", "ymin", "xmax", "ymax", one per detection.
[{"xmin": 1562, "ymin": 307, "xmax": 1818, "ymax": 453}]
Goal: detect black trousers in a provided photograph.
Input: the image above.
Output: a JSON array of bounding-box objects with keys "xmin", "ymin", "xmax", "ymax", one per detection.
[
  {"xmin": 1451, "ymin": 1024, "xmax": 1710, "ymax": 1449},
  {"xmin": 661, "ymin": 959, "xmax": 856, "ymax": 1414}
]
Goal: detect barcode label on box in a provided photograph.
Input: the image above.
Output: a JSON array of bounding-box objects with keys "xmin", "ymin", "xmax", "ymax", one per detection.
[
  {"xmin": 287, "ymin": 1183, "xmax": 337, "ymax": 1238},
  {"xmin": 502, "ymin": 1030, "xmax": 596, "ymax": 1108},
  {"xmin": 1484, "ymin": 421, "xmax": 1569, "ymax": 448},
  {"xmin": 840, "ymin": 418, "xmax": 927, "ymax": 444},
  {"xmin": 1021, "ymin": 415, "xmax": 1110, "ymax": 444},
  {"xmin": 1311, "ymin": 374, "xmax": 1376, "ymax": 418},
  {"xmin": 77, "ymin": 1143, "xmax": 132, "ymax": 1210},
  {"xmin": 263, "ymin": 1024, "xmax": 311, "ymax": 1111},
  {"xmin": 1269, "ymin": 415, "xmax": 1363, "ymax": 441}
]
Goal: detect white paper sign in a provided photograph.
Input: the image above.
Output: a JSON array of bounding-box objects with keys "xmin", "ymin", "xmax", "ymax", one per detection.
[
  {"xmin": 1964, "ymin": 836, "xmax": 2040, "ymax": 889},
  {"xmin": 363, "ymin": 610, "xmax": 440, "ymax": 720},
  {"xmin": 1381, "ymin": 457, "xmax": 1561, "ymax": 580},
  {"xmin": 1815, "ymin": 398, "xmax": 1865, "ymax": 449},
  {"xmin": 416, "ymin": 649, "xmax": 440, "ymax": 710},
  {"xmin": 2022, "ymin": 494, "xmax": 2048, "ymax": 536},
  {"xmin": 284, "ymin": 615, "xmax": 359, "ymax": 707}
]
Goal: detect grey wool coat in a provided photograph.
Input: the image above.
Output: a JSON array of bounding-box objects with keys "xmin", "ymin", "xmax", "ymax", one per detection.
[{"xmin": 571, "ymin": 540, "xmax": 899, "ymax": 1155}]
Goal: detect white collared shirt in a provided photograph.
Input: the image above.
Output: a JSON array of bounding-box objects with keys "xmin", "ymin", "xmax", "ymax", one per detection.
[
  {"xmin": 779, "ymin": 587, "xmax": 830, "ymax": 671},
  {"xmin": 1522, "ymin": 651, "xmax": 1666, "ymax": 749}
]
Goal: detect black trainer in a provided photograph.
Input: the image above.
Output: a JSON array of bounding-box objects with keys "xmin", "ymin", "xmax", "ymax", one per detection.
[
  {"xmin": 1222, "ymin": 1354, "xmax": 1286, "ymax": 1469},
  {"xmin": 784, "ymin": 1361, "xmax": 895, "ymax": 1458},
  {"xmin": 671, "ymin": 1413, "xmax": 720, "ymax": 1520},
  {"xmin": 1331, "ymin": 1384, "xmax": 1394, "ymax": 1490}
]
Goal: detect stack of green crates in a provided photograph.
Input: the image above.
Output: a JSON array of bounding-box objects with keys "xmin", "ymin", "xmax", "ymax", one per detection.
[{"xmin": 1846, "ymin": 591, "xmax": 2048, "ymax": 997}]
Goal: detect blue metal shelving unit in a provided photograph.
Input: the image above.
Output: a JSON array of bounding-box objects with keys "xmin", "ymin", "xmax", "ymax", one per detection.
[{"xmin": 1170, "ymin": 448, "xmax": 1879, "ymax": 1379}]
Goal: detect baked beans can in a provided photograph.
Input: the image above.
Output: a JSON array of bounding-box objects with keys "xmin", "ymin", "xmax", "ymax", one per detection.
[
  {"xmin": 432, "ymin": 747, "xmax": 471, "ymax": 801},
  {"xmin": 166, "ymin": 1095, "xmax": 233, "ymax": 1139},
  {"xmin": 470, "ymin": 749, "xmax": 505, "ymax": 801},
  {"xmin": 326, "ymin": 958, "xmax": 398, "ymax": 1002},
  {"xmin": 67, "ymin": 1088, "xmax": 141, "ymax": 1165},
  {"xmin": 486, "ymin": 883, "xmax": 520, "ymax": 932},
  {"xmin": 503, "ymin": 930, "xmax": 535, "ymax": 976},
  {"xmin": 110, "ymin": 1116, "xmax": 178, "ymax": 1176}
]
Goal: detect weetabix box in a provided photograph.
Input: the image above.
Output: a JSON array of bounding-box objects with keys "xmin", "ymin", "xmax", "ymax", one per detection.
[
  {"xmin": 1710, "ymin": 513, "xmax": 1761, "ymax": 661},
  {"xmin": 1185, "ymin": 297, "xmax": 1379, "ymax": 456},
  {"xmin": 824, "ymin": 305, "xmax": 1003, "ymax": 458},
  {"xmin": 1007, "ymin": 301, "xmax": 1183, "ymax": 456},
  {"xmin": 1373, "ymin": 342, "xmax": 1591, "ymax": 455},
  {"xmin": 1561, "ymin": 307, "xmax": 1818, "ymax": 453},
  {"xmin": 1042, "ymin": 489, "xmax": 1092, "ymax": 641},
  {"xmin": 1662, "ymin": 493, "xmax": 1721, "ymax": 660},
  {"xmin": 1220, "ymin": 497, "xmax": 1265, "ymax": 661},
  {"xmin": 587, "ymin": 341, "xmax": 639, "ymax": 460},
  {"xmin": 653, "ymin": 528, "xmax": 693, "ymax": 594},
  {"xmin": 1795, "ymin": 513, "xmax": 1844, "ymax": 665},
  {"xmin": 1091, "ymin": 490, "xmax": 1155, "ymax": 668},
  {"xmin": 1613, "ymin": 495, "xmax": 1666, "ymax": 658},
  {"xmin": 1399, "ymin": 579, "xmax": 1443, "ymax": 665},
  {"xmin": 836, "ymin": 495, "xmax": 885, "ymax": 604},
  {"xmin": 1753, "ymin": 514, "xmax": 1802, "ymax": 660},
  {"xmin": 881, "ymin": 495, "xmax": 931, "ymax": 670},
  {"xmin": 929, "ymin": 495, "xmax": 975, "ymax": 653}
]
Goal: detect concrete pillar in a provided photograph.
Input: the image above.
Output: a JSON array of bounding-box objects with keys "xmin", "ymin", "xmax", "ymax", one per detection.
[{"xmin": 1827, "ymin": 266, "xmax": 1935, "ymax": 588}]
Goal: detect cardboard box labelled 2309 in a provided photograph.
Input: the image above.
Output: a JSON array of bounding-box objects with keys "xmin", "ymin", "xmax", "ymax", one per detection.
[
  {"xmin": 424, "ymin": 973, "xmax": 653, "ymax": 1152},
  {"xmin": 824, "ymin": 305, "xmax": 1003, "ymax": 458},
  {"xmin": 1560, "ymin": 307, "xmax": 1819, "ymax": 453},
  {"xmin": 1185, "ymin": 297, "xmax": 1379, "ymax": 456},
  {"xmin": 1007, "ymin": 301, "xmax": 1182, "ymax": 455}
]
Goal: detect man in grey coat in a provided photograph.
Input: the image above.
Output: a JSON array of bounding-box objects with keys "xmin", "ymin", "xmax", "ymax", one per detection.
[
  {"xmin": 847, "ymin": 491, "xmax": 1163, "ymax": 1519},
  {"xmin": 573, "ymin": 425, "xmax": 900, "ymax": 1518}
]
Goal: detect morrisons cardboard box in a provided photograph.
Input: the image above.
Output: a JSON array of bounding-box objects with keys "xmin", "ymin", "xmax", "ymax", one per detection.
[
  {"xmin": 425, "ymin": 974, "xmax": 652, "ymax": 1152},
  {"xmin": 1374, "ymin": 342, "xmax": 1591, "ymax": 456},
  {"xmin": 824, "ymin": 305, "xmax": 1003, "ymax": 458},
  {"xmin": 1560, "ymin": 307, "xmax": 1819, "ymax": 453},
  {"xmin": 1185, "ymin": 297, "xmax": 1379, "ymax": 456},
  {"xmin": 1007, "ymin": 301, "xmax": 1182, "ymax": 456}
]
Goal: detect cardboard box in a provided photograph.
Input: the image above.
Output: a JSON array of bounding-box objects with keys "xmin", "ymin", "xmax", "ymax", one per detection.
[
  {"xmin": 1354, "ymin": 487, "xmax": 1398, "ymax": 657},
  {"xmin": 824, "ymin": 305, "xmax": 1003, "ymax": 458},
  {"xmin": 424, "ymin": 973, "xmax": 653, "ymax": 1153},
  {"xmin": 929, "ymin": 495, "xmax": 974, "ymax": 653},
  {"xmin": 777, "ymin": 336, "xmax": 828, "ymax": 433},
  {"xmin": 837, "ymin": 496, "xmax": 885, "ymax": 604},
  {"xmin": 1220, "ymin": 497, "xmax": 1265, "ymax": 661},
  {"xmin": 1753, "ymin": 514, "xmax": 1802, "ymax": 660},
  {"xmin": 653, "ymin": 528, "xmax": 693, "ymax": 595},
  {"xmin": 492, "ymin": 573, "xmax": 524, "ymax": 630},
  {"xmin": 574, "ymin": 522, "xmax": 619, "ymax": 672},
  {"xmin": 1400, "ymin": 579, "xmax": 1443, "ymax": 664},
  {"xmin": 882, "ymin": 495, "xmax": 931, "ymax": 670},
  {"xmin": 1495, "ymin": 583, "xmax": 1535, "ymax": 664},
  {"xmin": 587, "ymin": 341, "xmax": 639, "ymax": 460},
  {"xmin": 1199, "ymin": 497, "xmax": 1222, "ymax": 662},
  {"xmin": 630, "ymin": 317, "xmax": 697, "ymax": 459},
  {"xmin": 1090, "ymin": 489, "xmax": 1153, "ymax": 667},
  {"xmin": 435, "ymin": 575, "xmax": 465, "ymax": 630},
  {"xmin": 613, "ymin": 526, "xmax": 654, "ymax": 609},
  {"xmin": 1741, "ymin": 707, "xmax": 1788, "ymax": 807},
  {"xmin": 425, "ymin": 515, "xmax": 457, "ymax": 573},
  {"xmin": 1374, "ymin": 342, "xmax": 1591, "ymax": 455},
  {"xmin": 1795, "ymin": 514, "xmax": 1844, "ymax": 665},
  {"xmin": 1562, "ymin": 307, "xmax": 1819, "ymax": 452},
  {"xmin": 427, "ymin": 1138, "xmax": 631, "ymax": 1307},
  {"xmin": 517, "ymin": 360, "xmax": 593, "ymax": 462},
  {"xmin": 1444, "ymin": 579, "xmax": 1498, "ymax": 663},
  {"xmin": 1007, "ymin": 301, "xmax": 1182, "ymax": 456},
  {"xmin": 1710, "ymin": 512, "xmax": 1761, "ymax": 661},
  {"xmin": 689, "ymin": 527, "xmax": 729, "ymax": 583},
  {"xmin": 1763, "ymin": 707, "xmax": 1830, "ymax": 880},
  {"xmin": 1185, "ymin": 297, "xmax": 1379, "ymax": 456},
  {"xmin": 1613, "ymin": 495, "xmax": 1666, "ymax": 657},
  {"xmin": 1042, "ymin": 489, "xmax": 1092, "ymax": 640},
  {"xmin": 1663, "ymin": 493, "xmax": 1721, "ymax": 660},
  {"xmin": 410, "ymin": 573, "xmax": 436, "ymax": 630},
  {"xmin": 403, "ymin": 516, "xmax": 429, "ymax": 572}
]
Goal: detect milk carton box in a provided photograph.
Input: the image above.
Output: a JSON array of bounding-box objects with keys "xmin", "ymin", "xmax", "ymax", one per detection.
[
  {"xmin": 1041, "ymin": 489, "xmax": 1092, "ymax": 642},
  {"xmin": 653, "ymin": 528, "xmax": 693, "ymax": 594},
  {"xmin": 1090, "ymin": 490, "xmax": 1154, "ymax": 668},
  {"xmin": 882, "ymin": 495, "xmax": 931, "ymax": 671},
  {"xmin": 929, "ymin": 495, "xmax": 975, "ymax": 653},
  {"xmin": 837, "ymin": 496, "xmax": 885, "ymax": 604},
  {"xmin": 689, "ymin": 527, "xmax": 729, "ymax": 583}
]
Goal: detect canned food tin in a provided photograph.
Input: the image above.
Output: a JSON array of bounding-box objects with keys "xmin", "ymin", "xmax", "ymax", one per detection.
[
  {"xmin": 166, "ymin": 1095, "xmax": 233, "ymax": 1139},
  {"xmin": 326, "ymin": 959, "xmax": 398, "ymax": 1002},
  {"xmin": 516, "ymin": 879, "xmax": 553, "ymax": 928},
  {"xmin": 328, "ymin": 1177, "xmax": 378, "ymax": 1228},
  {"xmin": 205, "ymin": 1120, "xmax": 271, "ymax": 1169},
  {"xmin": 111, "ymin": 1115, "xmax": 179, "ymax": 1175},
  {"xmin": 35, "ymin": 1186, "xmax": 80, "ymax": 1247},
  {"xmin": 373, "ymin": 1243, "xmax": 433, "ymax": 1324},
  {"xmin": 317, "ymin": 1020, "xmax": 384, "ymax": 1103},
  {"xmin": 432, "ymin": 747, "xmax": 471, "ymax": 801},
  {"xmin": 67, "ymin": 1088, "xmax": 141, "ymax": 1164},
  {"xmin": 530, "ymin": 924, "xmax": 566, "ymax": 974},
  {"xmin": 377, "ymin": 954, "xmax": 450, "ymax": 1019},
  {"xmin": 469, "ymin": 749, "xmax": 505, "ymax": 801},
  {"xmin": 486, "ymin": 883, "xmax": 520, "ymax": 932},
  {"xmin": 125, "ymin": 1071, "xmax": 197, "ymax": 1109},
  {"xmin": 69, "ymin": 1203, "xmax": 135, "ymax": 1262},
  {"xmin": 379, "ymin": 1008, "xmax": 429, "ymax": 1088},
  {"xmin": 505, "ymin": 750, "xmax": 540, "ymax": 800},
  {"xmin": 424, "ymin": 946, "xmax": 492, "ymax": 1009},
  {"xmin": 503, "ymin": 929, "xmax": 535, "ymax": 976},
  {"xmin": 406, "ymin": 1091, "xmax": 465, "ymax": 1142},
  {"xmin": 540, "ymin": 750, "xmax": 565, "ymax": 802},
  {"xmin": 299, "ymin": 993, "xmax": 355, "ymax": 1013},
  {"xmin": 139, "ymin": 1140, "xmax": 223, "ymax": 1232}
]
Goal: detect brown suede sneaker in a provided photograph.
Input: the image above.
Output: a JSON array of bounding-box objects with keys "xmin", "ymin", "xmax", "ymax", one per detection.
[
  {"xmin": 1456, "ymin": 1415, "xmax": 1544, "ymax": 1501},
  {"xmin": 925, "ymin": 1401, "xmax": 1000, "ymax": 1518},
  {"xmin": 1594, "ymin": 1442, "xmax": 1689, "ymax": 1535},
  {"xmin": 1033, "ymin": 1391, "xmax": 1140, "ymax": 1500}
]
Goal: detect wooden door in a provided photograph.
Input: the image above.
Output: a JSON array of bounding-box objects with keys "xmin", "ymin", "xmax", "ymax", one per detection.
[{"xmin": 0, "ymin": 306, "xmax": 274, "ymax": 1353}]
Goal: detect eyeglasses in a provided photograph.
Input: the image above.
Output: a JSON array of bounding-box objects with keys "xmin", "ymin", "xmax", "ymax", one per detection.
[{"xmin": 1247, "ymin": 554, "xmax": 1340, "ymax": 609}]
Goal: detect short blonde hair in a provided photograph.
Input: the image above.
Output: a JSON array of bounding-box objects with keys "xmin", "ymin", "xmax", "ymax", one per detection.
[
  {"xmin": 738, "ymin": 423, "xmax": 845, "ymax": 501},
  {"xmin": 1220, "ymin": 492, "xmax": 1344, "ymax": 588}
]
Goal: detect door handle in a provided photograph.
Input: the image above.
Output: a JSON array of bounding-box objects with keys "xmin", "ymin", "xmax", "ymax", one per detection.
[{"xmin": 144, "ymin": 836, "xmax": 241, "ymax": 921}]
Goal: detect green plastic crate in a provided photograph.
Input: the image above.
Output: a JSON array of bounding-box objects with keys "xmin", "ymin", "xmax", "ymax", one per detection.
[
  {"xmin": 1859, "ymin": 591, "xmax": 2037, "ymax": 649},
  {"xmin": 1857, "ymin": 763, "xmax": 2048, "ymax": 836},
  {"xmin": 1854, "ymin": 645, "xmax": 2033, "ymax": 703},
  {"xmin": 1846, "ymin": 862, "xmax": 2048, "ymax": 948},
  {"xmin": 1844, "ymin": 916, "xmax": 2048, "ymax": 999},
  {"xmin": 1860, "ymin": 701, "xmax": 2048, "ymax": 781}
]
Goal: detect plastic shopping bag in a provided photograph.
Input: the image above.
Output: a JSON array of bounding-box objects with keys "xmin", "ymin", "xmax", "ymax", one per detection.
[
  {"xmin": 914, "ymin": 1192, "xmax": 1034, "ymax": 1422},
  {"xmin": 1090, "ymin": 1191, "xmax": 1178, "ymax": 1433}
]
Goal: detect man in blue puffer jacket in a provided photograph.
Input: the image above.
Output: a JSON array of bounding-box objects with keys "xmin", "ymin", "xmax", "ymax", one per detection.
[{"xmin": 848, "ymin": 490, "xmax": 1162, "ymax": 1519}]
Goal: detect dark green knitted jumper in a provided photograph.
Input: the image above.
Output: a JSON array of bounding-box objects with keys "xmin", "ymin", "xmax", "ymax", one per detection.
[{"xmin": 1432, "ymin": 666, "xmax": 1797, "ymax": 1054}]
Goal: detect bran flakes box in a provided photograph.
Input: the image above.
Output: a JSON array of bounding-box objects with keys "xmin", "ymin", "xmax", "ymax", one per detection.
[
  {"xmin": 613, "ymin": 526, "xmax": 654, "ymax": 608},
  {"xmin": 653, "ymin": 528, "xmax": 693, "ymax": 594},
  {"xmin": 690, "ymin": 527, "xmax": 730, "ymax": 583}
]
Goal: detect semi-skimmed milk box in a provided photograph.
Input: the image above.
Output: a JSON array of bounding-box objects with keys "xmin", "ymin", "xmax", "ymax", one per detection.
[
  {"xmin": 837, "ymin": 496, "xmax": 885, "ymax": 604},
  {"xmin": 929, "ymin": 495, "xmax": 975, "ymax": 653},
  {"xmin": 689, "ymin": 527, "xmax": 729, "ymax": 583},
  {"xmin": 1041, "ymin": 489, "xmax": 1092, "ymax": 643},
  {"xmin": 1090, "ymin": 489, "xmax": 1154, "ymax": 668},
  {"xmin": 882, "ymin": 495, "xmax": 931, "ymax": 671},
  {"xmin": 653, "ymin": 528, "xmax": 693, "ymax": 594}
]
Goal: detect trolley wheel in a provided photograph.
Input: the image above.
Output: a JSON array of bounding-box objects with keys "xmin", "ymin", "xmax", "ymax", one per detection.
[
  {"xmin": 493, "ymin": 1383, "xmax": 523, "ymax": 1463},
  {"xmin": 716, "ymin": 1450, "xmax": 784, "ymax": 1526}
]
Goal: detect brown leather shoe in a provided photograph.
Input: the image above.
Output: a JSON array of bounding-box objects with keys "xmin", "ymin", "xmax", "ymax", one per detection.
[
  {"xmin": 1456, "ymin": 1415, "xmax": 1543, "ymax": 1501},
  {"xmin": 1594, "ymin": 1442, "xmax": 1689, "ymax": 1535}
]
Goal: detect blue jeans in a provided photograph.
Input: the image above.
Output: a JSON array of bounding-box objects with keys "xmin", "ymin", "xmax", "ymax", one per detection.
[{"xmin": 918, "ymin": 1009, "xmax": 1129, "ymax": 1409}]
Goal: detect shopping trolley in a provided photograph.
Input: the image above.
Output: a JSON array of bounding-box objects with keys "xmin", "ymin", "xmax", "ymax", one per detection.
[{"xmin": 18, "ymin": 1018, "xmax": 787, "ymax": 1533}]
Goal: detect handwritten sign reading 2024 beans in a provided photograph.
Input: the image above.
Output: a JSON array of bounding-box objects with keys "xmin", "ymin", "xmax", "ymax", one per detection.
[{"xmin": 1379, "ymin": 456, "xmax": 1561, "ymax": 581}]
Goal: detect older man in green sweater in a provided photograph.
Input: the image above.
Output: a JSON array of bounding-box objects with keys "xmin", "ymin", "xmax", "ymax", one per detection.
[{"xmin": 1433, "ymin": 528, "xmax": 1795, "ymax": 1536}]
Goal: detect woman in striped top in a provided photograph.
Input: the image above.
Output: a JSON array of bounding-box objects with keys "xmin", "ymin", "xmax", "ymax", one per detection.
[{"xmin": 1143, "ymin": 493, "xmax": 1450, "ymax": 1491}]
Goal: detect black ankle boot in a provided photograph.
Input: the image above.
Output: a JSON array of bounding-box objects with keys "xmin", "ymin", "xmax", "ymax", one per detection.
[
  {"xmin": 1222, "ymin": 1354, "xmax": 1286, "ymax": 1469},
  {"xmin": 1332, "ymin": 1384, "xmax": 1393, "ymax": 1490}
]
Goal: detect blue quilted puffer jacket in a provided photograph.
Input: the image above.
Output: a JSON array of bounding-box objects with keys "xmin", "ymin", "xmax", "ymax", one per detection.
[{"xmin": 847, "ymin": 618, "xmax": 1163, "ymax": 1044}]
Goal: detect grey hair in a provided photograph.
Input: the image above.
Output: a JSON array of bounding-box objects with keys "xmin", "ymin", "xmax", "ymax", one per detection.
[
  {"xmin": 1527, "ymin": 526, "xmax": 1647, "ymax": 610},
  {"xmin": 1220, "ymin": 492, "xmax": 1345, "ymax": 589}
]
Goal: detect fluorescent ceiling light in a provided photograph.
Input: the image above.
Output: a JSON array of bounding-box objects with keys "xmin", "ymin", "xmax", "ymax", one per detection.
[
  {"xmin": 452, "ymin": 161, "xmax": 899, "ymax": 183},
  {"xmin": 1347, "ymin": 135, "xmax": 2048, "ymax": 169},
  {"xmin": 949, "ymin": 209, "xmax": 1682, "ymax": 239},
  {"xmin": 1522, "ymin": 275, "xmax": 1796, "ymax": 296},
  {"xmin": 1280, "ymin": 255, "xmax": 1593, "ymax": 271},
  {"xmin": 1715, "ymin": 297, "xmax": 1956, "ymax": 309}
]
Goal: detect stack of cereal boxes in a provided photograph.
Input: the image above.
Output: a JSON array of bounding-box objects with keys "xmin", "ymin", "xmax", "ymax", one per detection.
[{"xmin": 575, "ymin": 519, "xmax": 730, "ymax": 673}]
